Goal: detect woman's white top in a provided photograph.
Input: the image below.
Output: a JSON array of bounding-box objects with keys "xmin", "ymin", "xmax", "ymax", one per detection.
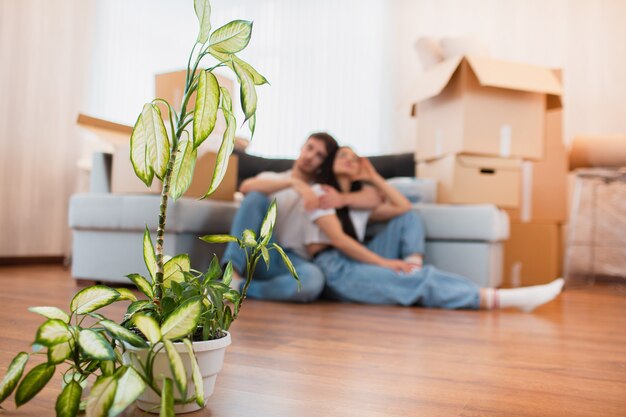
[{"xmin": 307, "ymin": 184, "xmax": 371, "ymax": 244}]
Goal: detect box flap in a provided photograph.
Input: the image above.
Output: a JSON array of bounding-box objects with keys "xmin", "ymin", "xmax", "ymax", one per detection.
[
  {"xmin": 466, "ymin": 55, "xmax": 562, "ymax": 106},
  {"xmin": 410, "ymin": 56, "xmax": 464, "ymax": 103},
  {"xmin": 457, "ymin": 154, "xmax": 522, "ymax": 171}
]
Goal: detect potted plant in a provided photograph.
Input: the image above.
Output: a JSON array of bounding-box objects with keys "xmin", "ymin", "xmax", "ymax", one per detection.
[{"xmin": 0, "ymin": 1, "xmax": 298, "ymax": 416}]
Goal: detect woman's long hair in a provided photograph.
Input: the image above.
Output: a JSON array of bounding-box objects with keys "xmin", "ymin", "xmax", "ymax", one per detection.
[{"xmin": 315, "ymin": 146, "xmax": 362, "ymax": 241}]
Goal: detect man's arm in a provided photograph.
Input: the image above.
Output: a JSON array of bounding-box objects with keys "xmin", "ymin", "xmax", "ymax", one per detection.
[
  {"xmin": 239, "ymin": 174, "xmax": 294, "ymax": 195},
  {"xmin": 318, "ymin": 185, "xmax": 383, "ymax": 210}
]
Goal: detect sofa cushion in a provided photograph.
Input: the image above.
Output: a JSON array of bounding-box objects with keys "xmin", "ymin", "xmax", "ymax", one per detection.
[
  {"xmin": 69, "ymin": 194, "xmax": 238, "ymax": 234},
  {"xmin": 235, "ymin": 149, "xmax": 416, "ymax": 184},
  {"xmin": 414, "ymin": 204, "xmax": 509, "ymax": 242}
]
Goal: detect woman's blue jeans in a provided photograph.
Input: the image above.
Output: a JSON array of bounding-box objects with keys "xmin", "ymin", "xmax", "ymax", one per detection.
[
  {"xmin": 315, "ymin": 211, "xmax": 481, "ymax": 309},
  {"xmin": 222, "ymin": 192, "xmax": 324, "ymax": 303}
]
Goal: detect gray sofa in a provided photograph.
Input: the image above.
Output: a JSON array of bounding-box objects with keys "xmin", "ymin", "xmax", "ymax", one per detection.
[{"xmin": 68, "ymin": 152, "xmax": 508, "ymax": 288}]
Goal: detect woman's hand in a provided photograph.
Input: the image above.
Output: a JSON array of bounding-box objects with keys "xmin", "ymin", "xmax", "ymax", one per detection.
[
  {"xmin": 319, "ymin": 185, "xmax": 345, "ymax": 209},
  {"xmin": 377, "ymin": 258, "xmax": 417, "ymax": 273},
  {"xmin": 355, "ymin": 157, "xmax": 384, "ymax": 183}
]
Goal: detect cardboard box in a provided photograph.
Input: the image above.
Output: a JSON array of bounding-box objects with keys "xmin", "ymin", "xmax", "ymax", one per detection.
[
  {"xmin": 417, "ymin": 154, "xmax": 522, "ymax": 207},
  {"xmin": 111, "ymin": 144, "xmax": 238, "ymax": 201},
  {"xmin": 502, "ymin": 222, "xmax": 562, "ymax": 288},
  {"xmin": 504, "ymin": 109, "xmax": 568, "ymax": 222},
  {"xmin": 411, "ymin": 55, "xmax": 562, "ymax": 161}
]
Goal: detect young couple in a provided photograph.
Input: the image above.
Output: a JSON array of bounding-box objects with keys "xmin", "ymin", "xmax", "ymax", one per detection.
[{"xmin": 222, "ymin": 133, "xmax": 564, "ymax": 311}]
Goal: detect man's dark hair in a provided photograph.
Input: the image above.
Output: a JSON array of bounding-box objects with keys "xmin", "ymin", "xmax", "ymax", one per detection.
[{"xmin": 307, "ymin": 132, "xmax": 339, "ymax": 177}]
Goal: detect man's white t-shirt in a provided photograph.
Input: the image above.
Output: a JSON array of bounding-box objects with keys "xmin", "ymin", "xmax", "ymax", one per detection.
[{"xmin": 256, "ymin": 170, "xmax": 310, "ymax": 259}]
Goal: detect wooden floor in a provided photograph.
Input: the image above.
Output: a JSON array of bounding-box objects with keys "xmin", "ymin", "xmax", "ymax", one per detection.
[{"xmin": 0, "ymin": 266, "xmax": 625, "ymax": 417}]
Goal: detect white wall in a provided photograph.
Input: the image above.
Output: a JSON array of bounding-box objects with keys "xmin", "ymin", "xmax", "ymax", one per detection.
[
  {"xmin": 86, "ymin": 0, "xmax": 391, "ymax": 157},
  {"xmin": 389, "ymin": 0, "xmax": 626, "ymax": 152}
]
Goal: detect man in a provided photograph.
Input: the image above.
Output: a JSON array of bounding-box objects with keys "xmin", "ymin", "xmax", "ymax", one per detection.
[{"xmin": 222, "ymin": 132, "xmax": 339, "ymax": 302}]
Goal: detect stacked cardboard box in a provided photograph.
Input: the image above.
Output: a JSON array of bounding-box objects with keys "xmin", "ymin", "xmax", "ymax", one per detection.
[{"xmin": 412, "ymin": 57, "xmax": 566, "ymax": 287}]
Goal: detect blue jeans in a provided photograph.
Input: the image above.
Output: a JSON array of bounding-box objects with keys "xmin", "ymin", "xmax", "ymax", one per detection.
[
  {"xmin": 315, "ymin": 211, "xmax": 481, "ymax": 309},
  {"xmin": 222, "ymin": 192, "xmax": 324, "ymax": 303}
]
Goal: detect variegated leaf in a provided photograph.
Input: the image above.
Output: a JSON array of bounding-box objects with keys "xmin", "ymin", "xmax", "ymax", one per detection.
[
  {"xmin": 163, "ymin": 254, "xmax": 191, "ymax": 287},
  {"xmin": 108, "ymin": 367, "xmax": 145, "ymax": 417},
  {"xmin": 209, "ymin": 20, "xmax": 252, "ymax": 54},
  {"xmin": 163, "ymin": 340, "xmax": 187, "ymax": 397},
  {"xmin": 78, "ymin": 329, "xmax": 115, "ymax": 361},
  {"xmin": 35, "ymin": 319, "xmax": 71, "ymax": 346},
  {"xmin": 160, "ymin": 298, "xmax": 202, "ymax": 341},
  {"xmin": 194, "ymin": 0, "xmax": 211, "ymax": 44},
  {"xmin": 202, "ymin": 110, "xmax": 236, "ymax": 198},
  {"xmin": 86, "ymin": 376, "xmax": 117, "ymax": 417},
  {"xmin": 133, "ymin": 314, "xmax": 161, "ymax": 344},
  {"xmin": 193, "ymin": 70, "xmax": 220, "ymax": 149},
  {"xmin": 169, "ymin": 139, "xmax": 197, "ymax": 200},
  {"xmin": 182, "ymin": 339, "xmax": 204, "ymax": 407},
  {"xmin": 232, "ymin": 59, "xmax": 257, "ymax": 120},
  {"xmin": 28, "ymin": 306, "xmax": 70, "ymax": 323},
  {"xmin": 0, "ymin": 352, "xmax": 29, "ymax": 404},
  {"xmin": 70, "ymin": 286, "xmax": 120, "ymax": 315}
]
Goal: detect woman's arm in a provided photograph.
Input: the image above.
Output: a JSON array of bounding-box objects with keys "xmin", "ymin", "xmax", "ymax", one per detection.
[
  {"xmin": 357, "ymin": 158, "xmax": 412, "ymax": 222},
  {"xmin": 318, "ymin": 184, "xmax": 383, "ymax": 210},
  {"xmin": 314, "ymin": 214, "xmax": 415, "ymax": 272}
]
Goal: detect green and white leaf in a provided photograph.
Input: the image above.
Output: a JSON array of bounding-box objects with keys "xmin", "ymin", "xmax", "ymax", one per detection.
[
  {"xmin": 86, "ymin": 376, "xmax": 117, "ymax": 417},
  {"xmin": 208, "ymin": 50, "xmax": 268, "ymax": 85},
  {"xmin": 78, "ymin": 329, "xmax": 115, "ymax": 361},
  {"xmin": 193, "ymin": 70, "xmax": 220, "ymax": 149},
  {"xmin": 70, "ymin": 286, "xmax": 120, "ymax": 315},
  {"xmin": 241, "ymin": 229, "xmax": 257, "ymax": 248},
  {"xmin": 163, "ymin": 254, "xmax": 191, "ymax": 287},
  {"xmin": 100, "ymin": 361, "xmax": 115, "ymax": 376},
  {"xmin": 35, "ymin": 319, "xmax": 71, "ymax": 346},
  {"xmin": 159, "ymin": 377, "xmax": 174, "ymax": 417},
  {"xmin": 108, "ymin": 367, "xmax": 145, "ymax": 417},
  {"xmin": 209, "ymin": 20, "xmax": 252, "ymax": 54},
  {"xmin": 163, "ymin": 340, "xmax": 187, "ymax": 397},
  {"xmin": 133, "ymin": 314, "xmax": 161, "ymax": 344},
  {"xmin": 114, "ymin": 288, "xmax": 137, "ymax": 302},
  {"xmin": 56, "ymin": 380, "xmax": 82, "ymax": 417},
  {"xmin": 233, "ymin": 59, "xmax": 257, "ymax": 120},
  {"xmin": 272, "ymin": 243, "xmax": 300, "ymax": 284},
  {"xmin": 259, "ymin": 199, "xmax": 277, "ymax": 244},
  {"xmin": 126, "ymin": 273, "xmax": 153, "ymax": 299},
  {"xmin": 194, "ymin": 0, "xmax": 211, "ymax": 44},
  {"xmin": 100, "ymin": 320, "xmax": 149, "ymax": 349},
  {"xmin": 48, "ymin": 339, "xmax": 74, "ymax": 364},
  {"xmin": 14, "ymin": 363, "xmax": 55, "ymax": 407},
  {"xmin": 0, "ymin": 352, "xmax": 28, "ymax": 404},
  {"xmin": 160, "ymin": 298, "xmax": 202, "ymax": 340},
  {"xmin": 203, "ymin": 110, "xmax": 236, "ymax": 197},
  {"xmin": 130, "ymin": 104, "xmax": 170, "ymax": 185},
  {"xmin": 220, "ymin": 87, "xmax": 232, "ymax": 112},
  {"xmin": 222, "ymin": 262, "xmax": 233, "ymax": 286},
  {"xmin": 169, "ymin": 138, "xmax": 197, "ymax": 200},
  {"xmin": 199, "ymin": 234, "xmax": 238, "ymax": 244},
  {"xmin": 261, "ymin": 246, "xmax": 270, "ymax": 268},
  {"xmin": 28, "ymin": 306, "xmax": 70, "ymax": 323},
  {"xmin": 183, "ymin": 339, "xmax": 204, "ymax": 407},
  {"xmin": 143, "ymin": 227, "xmax": 157, "ymax": 282},
  {"xmin": 248, "ymin": 113, "xmax": 256, "ymax": 139}
]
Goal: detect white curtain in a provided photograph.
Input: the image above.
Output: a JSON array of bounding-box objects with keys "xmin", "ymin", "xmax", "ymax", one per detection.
[{"xmin": 85, "ymin": 0, "xmax": 391, "ymax": 158}]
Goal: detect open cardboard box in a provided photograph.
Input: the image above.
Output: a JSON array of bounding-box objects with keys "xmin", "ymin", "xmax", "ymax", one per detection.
[{"xmin": 411, "ymin": 55, "xmax": 562, "ymax": 161}]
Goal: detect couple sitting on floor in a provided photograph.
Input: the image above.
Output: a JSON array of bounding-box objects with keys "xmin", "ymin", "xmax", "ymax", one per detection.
[{"xmin": 222, "ymin": 132, "xmax": 564, "ymax": 312}]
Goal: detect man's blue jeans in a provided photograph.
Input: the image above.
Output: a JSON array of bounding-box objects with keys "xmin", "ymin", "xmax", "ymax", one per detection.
[
  {"xmin": 222, "ymin": 192, "xmax": 324, "ymax": 302},
  {"xmin": 315, "ymin": 211, "xmax": 481, "ymax": 309}
]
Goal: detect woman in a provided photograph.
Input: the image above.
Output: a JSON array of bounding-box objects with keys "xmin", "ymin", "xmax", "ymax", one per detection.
[{"xmin": 305, "ymin": 147, "xmax": 564, "ymax": 311}]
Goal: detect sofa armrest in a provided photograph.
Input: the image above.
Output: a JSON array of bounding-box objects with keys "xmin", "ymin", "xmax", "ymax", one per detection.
[{"xmin": 90, "ymin": 152, "xmax": 113, "ymax": 193}]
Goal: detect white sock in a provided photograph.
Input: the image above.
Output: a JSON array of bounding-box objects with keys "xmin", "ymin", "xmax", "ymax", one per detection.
[{"xmin": 497, "ymin": 278, "xmax": 565, "ymax": 312}]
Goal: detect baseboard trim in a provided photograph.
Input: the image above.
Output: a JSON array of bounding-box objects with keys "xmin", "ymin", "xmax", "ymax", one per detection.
[{"xmin": 0, "ymin": 256, "xmax": 65, "ymax": 266}]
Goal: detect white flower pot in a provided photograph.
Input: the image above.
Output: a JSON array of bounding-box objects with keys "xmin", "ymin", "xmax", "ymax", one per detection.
[{"xmin": 125, "ymin": 332, "xmax": 231, "ymax": 414}]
